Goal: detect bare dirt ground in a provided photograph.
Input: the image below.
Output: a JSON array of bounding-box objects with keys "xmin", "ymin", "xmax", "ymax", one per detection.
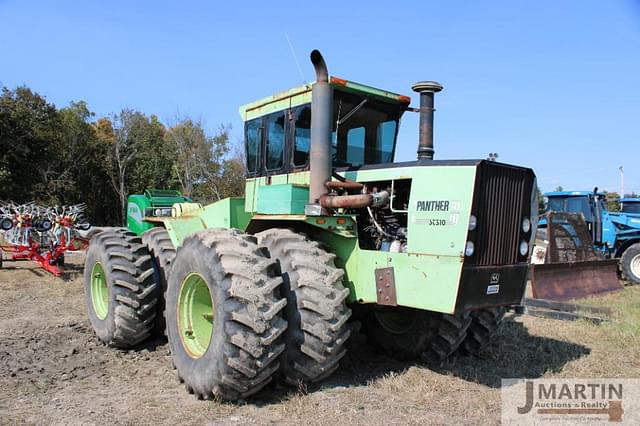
[{"xmin": 1, "ymin": 256, "xmax": 639, "ymax": 425}]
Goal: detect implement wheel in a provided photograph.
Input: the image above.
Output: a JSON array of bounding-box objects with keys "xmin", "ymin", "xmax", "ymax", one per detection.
[
  {"xmin": 166, "ymin": 228, "xmax": 287, "ymax": 400},
  {"xmin": 83, "ymin": 229, "xmax": 158, "ymax": 347},
  {"xmin": 257, "ymin": 229, "xmax": 351, "ymax": 385},
  {"xmin": 143, "ymin": 227, "xmax": 176, "ymax": 334}
]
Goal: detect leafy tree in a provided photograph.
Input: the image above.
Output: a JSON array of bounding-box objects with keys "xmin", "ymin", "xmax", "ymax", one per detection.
[
  {"xmin": 604, "ymin": 191, "xmax": 621, "ymax": 212},
  {"xmin": 165, "ymin": 119, "xmax": 230, "ymax": 202},
  {"xmin": 127, "ymin": 114, "xmax": 172, "ymax": 195},
  {"xmin": 0, "ymin": 84, "xmax": 247, "ymax": 226},
  {"xmin": 0, "ymin": 86, "xmax": 61, "ymax": 201},
  {"xmin": 104, "ymin": 109, "xmax": 153, "ymax": 224}
]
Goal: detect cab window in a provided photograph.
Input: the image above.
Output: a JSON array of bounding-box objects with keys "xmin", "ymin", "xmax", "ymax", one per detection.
[
  {"xmin": 331, "ymin": 90, "xmax": 402, "ymax": 167},
  {"xmin": 345, "ymin": 127, "xmax": 365, "ymax": 165},
  {"xmin": 245, "ymin": 118, "xmax": 261, "ymax": 175},
  {"xmin": 265, "ymin": 112, "xmax": 285, "ymax": 170},
  {"xmin": 376, "ymin": 120, "xmax": 397, "ymax": 163},
  {"xmin": 293, "ymin": 105, "xmax": 311, "ymax": 167}
]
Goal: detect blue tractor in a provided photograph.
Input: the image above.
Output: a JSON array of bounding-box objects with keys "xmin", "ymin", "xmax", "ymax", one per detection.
[{"xmin": 541, "ymin": 189, "xmax": 640, "ymax": 284}]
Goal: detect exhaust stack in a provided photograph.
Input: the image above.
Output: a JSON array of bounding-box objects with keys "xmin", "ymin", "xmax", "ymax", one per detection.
[
  {"xmin": 308, "ymin": 50, "xmax": 333, "ymax": 205},
  {"xmin": 411, "ymin": 81, "xmax": 443, "ymax": 160}
]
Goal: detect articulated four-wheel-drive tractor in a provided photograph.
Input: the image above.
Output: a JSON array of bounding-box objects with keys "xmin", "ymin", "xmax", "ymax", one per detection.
[{"xmin": 83, "ymin": 50, "xmax": 537, "ymax": 401}]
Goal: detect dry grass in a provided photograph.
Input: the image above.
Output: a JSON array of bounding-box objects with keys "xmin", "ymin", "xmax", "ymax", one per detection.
[{"xmin": 1, "ymin": 260, "xmax": 639, "ymax": 425}]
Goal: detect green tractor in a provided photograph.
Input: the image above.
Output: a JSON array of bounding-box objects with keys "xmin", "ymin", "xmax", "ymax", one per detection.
[{"xmin": 83, "ymin": 50, "xmax": 537, "ymax": 401}]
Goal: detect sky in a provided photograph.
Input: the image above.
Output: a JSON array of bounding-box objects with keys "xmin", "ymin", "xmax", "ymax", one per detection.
[{"xmin": 1, "ymin": 0, "xmax": 639, "ymax": 194}]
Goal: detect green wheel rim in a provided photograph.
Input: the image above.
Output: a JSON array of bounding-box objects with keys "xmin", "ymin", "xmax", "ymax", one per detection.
[
  {"xmin": 375, "ymin": 309, "xmax": 417, "ymax": 335},
  {"xmin": 178, "ymin": 273, "xmax": 214, "ymax": 358},
  {"xmin": 91, "ymin": 262, "xmax": 109, "ymax": 320}
]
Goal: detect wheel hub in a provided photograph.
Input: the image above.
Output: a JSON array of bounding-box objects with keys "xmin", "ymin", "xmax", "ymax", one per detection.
[
  {"xmin": 178, "ymin": 273, "xmax": 213, "ymax": 358},
  {"xmin": 90, "ymin": 262, "xmax": 109, "ymax": 320}
]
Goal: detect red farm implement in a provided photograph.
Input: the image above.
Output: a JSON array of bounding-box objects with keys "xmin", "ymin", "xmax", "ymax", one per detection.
[{"xmin": 0, "ymin": 202, "xmax": 91, "ymax": 276}]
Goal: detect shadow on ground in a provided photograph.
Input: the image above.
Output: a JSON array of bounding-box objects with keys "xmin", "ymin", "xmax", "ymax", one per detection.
[
  {"xmin": 250, "ymin": 316, "xmax": 590, "ymax": 403},
  {"xmin": 430, "ymin": 317, "xmax": 591, "ymax": 388}
]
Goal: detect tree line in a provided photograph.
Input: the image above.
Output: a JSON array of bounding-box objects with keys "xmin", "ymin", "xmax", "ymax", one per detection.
[{"xmin": 0, "ymin": 85, "xmax": 245, "ymax": 225}]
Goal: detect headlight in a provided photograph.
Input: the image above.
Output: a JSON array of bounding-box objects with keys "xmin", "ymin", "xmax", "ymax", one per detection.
[
  {"xmin": 153, "ymin": 208, "xmax": 172, "ymax": 217},
  {"xmin": 522, "ymin": 217, "xmax": 531, "ymax": 233},
  {"xmin": 465, "ymin": 241, "xmax": 475, "ymax": 256},
  {"xmin": 468, "ymin": 215, "xmax": 477, "ymax": 231},
  {"xmin": 519, "ymin": 240, "xmax": 529, "ymax": 256}
]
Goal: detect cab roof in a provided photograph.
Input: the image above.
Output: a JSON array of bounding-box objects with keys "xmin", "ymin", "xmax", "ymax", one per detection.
[
  {"xmin": 238, "ymin": 76, "xmax": 411, "ymax": 122},
  {"xmin": 545, "ymin": 191, "xmax": 605, "ymax": 197}
]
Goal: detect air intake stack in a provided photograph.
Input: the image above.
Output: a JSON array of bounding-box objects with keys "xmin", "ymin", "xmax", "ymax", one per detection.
[{"xmin": 411, "ymin": 81, "xmax": 443, "ymax": 160}]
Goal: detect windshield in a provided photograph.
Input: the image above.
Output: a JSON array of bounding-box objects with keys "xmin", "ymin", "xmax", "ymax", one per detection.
[
  {"xmin": 545, "ymin": 196, "xmax": 594, "ymax": 222},
  {"xmin": 622, "ymin": 202, "xmax": 640, "ymax": 214},
  {"xmin": 546, "ymin": 197, "xmax": 565, "ymax": 213},
  {"xmin": 331, "ymin": 90, "xmax": 403, "ymax": 167}
]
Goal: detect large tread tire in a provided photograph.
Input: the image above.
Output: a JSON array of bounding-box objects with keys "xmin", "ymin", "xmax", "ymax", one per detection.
[
  {"xmin": 362, "ymin": 307, "xmax": 438, "ymax": 360},
  {"xmin": 457, "ymin": 307, "xmax": 506, "ymax": 356},
  {"xmin": 166, "ymin": 228, "xmax": 287, "ymax": 401},
  {"xmin": 142, "ymin": 227, "xmax": 176, "ymax": 334},
  {"xmin": 83, "ymin": 228, "xmax": 158, "ymax": 348},
  {"xmin": 621, "ymin": 243, "xmax": 640, "ymax": 285},
  {"xmin": 256, "ymin": 228, "xmax": 351, "ymax": 386},
  {"xmin": 422, "ymin": 312, "xmax": 472, "ymax": 364}
]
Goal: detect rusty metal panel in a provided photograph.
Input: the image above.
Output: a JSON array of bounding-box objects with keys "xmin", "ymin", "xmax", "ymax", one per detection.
[
  {"xmin": 375, "ymin": 267, "xmax": 397, "ymax": 306},
  {"xmin": 530, "ymin": 260, "xmax": 622, "ymax": 301}
]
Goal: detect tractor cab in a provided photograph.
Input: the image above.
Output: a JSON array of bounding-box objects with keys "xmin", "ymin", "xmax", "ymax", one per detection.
[
  {"xmin": 621, "ymin": 198, "xmax": 640, "ymax": 214},
  {"xmin": 239, "ymin": 78, "xmax": 410, "ymax": 178},
  {"xmin": 543, "ymin": 190, "xmax": 618, "ymax": 252},
  {"xmin": 543, "ymin": 191, "xmax": 606, "ymax": 226}
]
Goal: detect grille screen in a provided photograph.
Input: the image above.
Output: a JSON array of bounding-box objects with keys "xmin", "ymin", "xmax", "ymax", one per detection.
[{"xmin": 473, "ymin": 162, "xmax": 534, "ymax": 265}]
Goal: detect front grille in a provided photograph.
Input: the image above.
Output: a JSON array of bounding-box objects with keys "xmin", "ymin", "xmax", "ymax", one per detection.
[{"xmin": 473, "ymin": 162, "xmax": 534, "ymax": 266}]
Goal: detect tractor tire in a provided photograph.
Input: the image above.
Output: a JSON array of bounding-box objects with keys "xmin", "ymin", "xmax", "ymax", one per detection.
[
  {"xmin": 457, "ymin": 307, "xmax": 506, "ymax": 356},
  {"xmin": 142, "ymin": 227, "xmax": 176, "ymax": 335},
  {"xmin": 256, "ymin": 228, "xmax": 351, "ymax": 385},
  {"xmin": 422, "ymin": 312, "xmax": 472, "ymax": 364},
  {"xmin": 83, "ymin": 228, "xmax": 158, "ymax": 348},
  {"xmin": 166, "ymin": 228, "xmax": 287, "ymax": 401},
  {"xmin": 621, "ymin": 243, "xmax": 640, "ymax": 285},
  {"xmin": 362, "ymin": 306, "xmax": 438, "ymax": 360}
]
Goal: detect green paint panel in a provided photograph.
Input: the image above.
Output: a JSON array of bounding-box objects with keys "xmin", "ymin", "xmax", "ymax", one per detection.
[
  {"xmin": 256, "ymin": 184, "xmax": 309, "ymax": 214},
  {"xmin": 127, "ymin": 195, "xmax": 154, "ymax": 235},
  {"xmin": 162, "ymin": 197, "xmax": 251, "ymax": 247},
  {"xmin": 245, "ymin": 172, "xmax": 310, "ymax": 213},
  {"xmin": 127, "ymin": 190, "xmax": 193, "ymax": 236},
  {"xmin": 320, "ymin": 233, "xmax": 464, "ymax": 314}
]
